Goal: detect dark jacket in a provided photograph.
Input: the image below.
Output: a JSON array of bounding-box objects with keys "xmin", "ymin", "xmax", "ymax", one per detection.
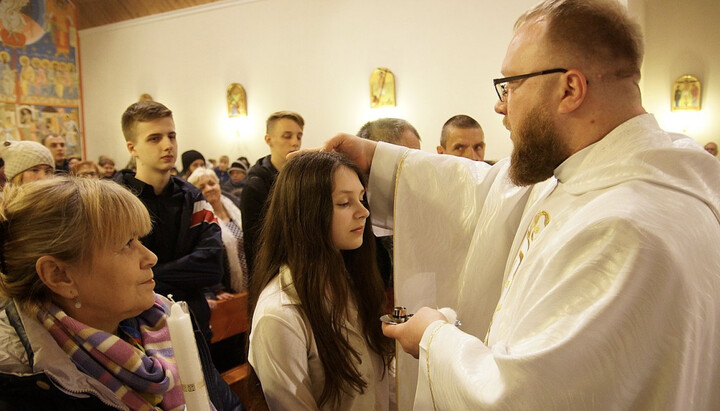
[
  {"xmin": 239, "ymin": 155, "xmax": 278, "ymax": 276},
  {"xmin": 115, "ymin": 171, "xmax": 224, "ymax": 342},
  {"xmin": 0, "ymin": 299, "xmax": 243, "ymax": 411}
]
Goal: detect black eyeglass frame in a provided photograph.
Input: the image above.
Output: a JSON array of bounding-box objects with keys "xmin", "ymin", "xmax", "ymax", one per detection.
[{"xmin": 493, "ymin": 68, "xmax": 568, "ymax": 102}]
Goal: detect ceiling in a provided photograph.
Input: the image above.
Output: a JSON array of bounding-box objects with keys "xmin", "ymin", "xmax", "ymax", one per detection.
[{"xmin": 74, "ymin": 0, "xmax": 224, "ymax": 30}]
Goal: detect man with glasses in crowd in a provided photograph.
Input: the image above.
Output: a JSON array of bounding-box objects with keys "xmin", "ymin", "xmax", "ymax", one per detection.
[{"xmin": 311, "ymin": 0, "xmax": 720, "ymax": 408}]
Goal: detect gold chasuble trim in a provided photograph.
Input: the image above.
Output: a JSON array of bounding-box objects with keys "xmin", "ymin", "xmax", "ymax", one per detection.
[
  {"xmin": 484, "ymin": 210, "xmax": 551, "ymax": 344},
  {"xmin": 392, "ymin": 148, "xmax": 412, "ymax": 410}
]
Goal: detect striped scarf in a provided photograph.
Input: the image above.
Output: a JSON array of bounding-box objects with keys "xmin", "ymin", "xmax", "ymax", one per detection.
[{"xmin": 38, "ymin": 295, "xmax": 185, "ymax": 411}]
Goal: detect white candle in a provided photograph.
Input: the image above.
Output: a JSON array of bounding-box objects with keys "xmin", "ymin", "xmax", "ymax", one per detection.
[{"xmin": 167, "ymin": 301, "xmax": 211, "ymax": 411}]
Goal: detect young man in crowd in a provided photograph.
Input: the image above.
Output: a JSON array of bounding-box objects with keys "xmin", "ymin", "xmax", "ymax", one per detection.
[
  {"xmin": 240, "ymin": 111, "xmax": 304, "ymax": 275},
  {"xmin": 117, "ymin": 100, "xmax": 223, "ymax": 342},
  {"xmin": 42, "ymin": 134, "xmax": 69, "ymax": 174}
]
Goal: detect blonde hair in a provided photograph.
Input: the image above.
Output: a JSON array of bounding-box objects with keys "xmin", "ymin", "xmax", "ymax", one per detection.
[
  {"xmin": 266, "ymin": 111, "xmax": 304, "ymax": 133},
  {"xmin": 0, "ymin": 177, "xmax": 152, "ymax": 310}
]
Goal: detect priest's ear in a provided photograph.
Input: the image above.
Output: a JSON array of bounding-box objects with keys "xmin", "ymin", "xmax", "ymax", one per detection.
[
  {"xmin": 36, "ymin": 255, "xmax": 76, "ymax": 300},
  {"xmin": 557, "ymin": 69, "xmax": 588, "ymax": 114}
]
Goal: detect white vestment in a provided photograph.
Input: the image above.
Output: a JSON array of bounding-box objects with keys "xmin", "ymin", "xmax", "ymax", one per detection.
[{"xmin": 369, "ymin": 114, "xmax": 720, "ymax": 410}]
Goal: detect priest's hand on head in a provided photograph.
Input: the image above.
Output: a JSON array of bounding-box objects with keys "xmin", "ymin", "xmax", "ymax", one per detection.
[
  {"xmin": 382, "ymin": 307, "xmax": 447, "ymax": 359},
  {"xmin": 287, "ymin": 133, "xmax": 377, "ymax": 173}
]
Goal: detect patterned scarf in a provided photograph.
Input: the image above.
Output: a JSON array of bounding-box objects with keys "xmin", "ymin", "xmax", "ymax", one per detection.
[{"xmin": 38, "ymin": 295, "xmax": 185, "ymax": 411}]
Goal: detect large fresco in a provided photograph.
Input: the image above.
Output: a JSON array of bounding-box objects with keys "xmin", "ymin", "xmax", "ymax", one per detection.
[{"xmin": 0, "ymin": 0, "xmax": 82, "ymax": 157}]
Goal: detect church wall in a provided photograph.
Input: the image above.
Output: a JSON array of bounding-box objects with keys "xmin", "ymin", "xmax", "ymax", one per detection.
[
  {"xmin": 78, "ymin": 0, "xmax": 537, "ymax": 166},
  {"xmin": 79, "ymin": 0, "xmax": 720, "ymax": 167},
  {"xmin": 643, "ymin": 0, "xmax": 720, "ymax": 146}
]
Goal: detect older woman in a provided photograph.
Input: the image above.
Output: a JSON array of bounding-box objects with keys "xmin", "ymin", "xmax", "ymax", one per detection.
[
  {"xmin": 0, "ymin": 178, "xmax": 242, "ymax": 410},
  {"xmin": 188, "ymin": 167, "xmax": 248, "ymax": 294},
  {"xmin": 0, "ymin": 140, "xmax": 54, "ymax": 187},
  {"xmin": 70, "ymin": 160, "xmax": 102, "ymax": 178}
]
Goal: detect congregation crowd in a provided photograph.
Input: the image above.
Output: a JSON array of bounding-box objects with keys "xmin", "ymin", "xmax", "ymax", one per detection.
[{"xmin": 1, "ymin": 0, "xmax": 720, "ymax": 410}]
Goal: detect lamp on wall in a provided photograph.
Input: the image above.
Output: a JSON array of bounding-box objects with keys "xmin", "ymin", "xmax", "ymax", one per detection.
[
  {"xmin": 370, "ymin": 67, "xmax": 396, "ymax": 108},
  {"xmin": 227, "ymin": 83, "xmax": 247, "ymax": 117}
]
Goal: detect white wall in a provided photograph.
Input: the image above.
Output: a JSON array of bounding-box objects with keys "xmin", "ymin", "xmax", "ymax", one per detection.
[
  {"xmin": 643, "ymin": 0, "xmax": 720, "ymax": 145},
  {"xmin": 79, "ymin": 0, "xmax": 720, "ymax": 167},
  {"xmin": 79, "ymin": 0, "xmax": 537, "ymax": 166}
]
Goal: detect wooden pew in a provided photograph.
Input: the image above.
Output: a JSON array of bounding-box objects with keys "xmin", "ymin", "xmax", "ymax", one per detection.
[{"xmin": 209, "ymin": 292, "xmax": 267, "ymax": 410}]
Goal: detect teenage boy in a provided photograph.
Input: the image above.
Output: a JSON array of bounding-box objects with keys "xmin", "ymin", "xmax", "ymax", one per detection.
[
  {"xmin": 117, "ymin": 100, "xmax": 223, "ymax": 342},
  {"xmin": 240, "ymin": 110, "xmax": 304, "ymax": 276}
]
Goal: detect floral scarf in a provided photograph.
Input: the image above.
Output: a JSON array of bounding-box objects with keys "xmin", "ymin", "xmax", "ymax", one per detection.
[{"xmin": 38, "ymin": 295, "xmax": 185, "ymax": 411}]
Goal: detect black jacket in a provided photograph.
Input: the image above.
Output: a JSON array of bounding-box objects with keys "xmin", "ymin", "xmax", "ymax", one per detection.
[
  {"xmin": 239, "ymin": 155, "xmax": 278, "ymax": 276},
  {"xmin": 115, "ymin": 171, "xmax": 224, "ymax": 342}
]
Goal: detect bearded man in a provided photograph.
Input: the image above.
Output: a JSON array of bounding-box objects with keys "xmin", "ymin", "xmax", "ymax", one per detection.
[{"xmin": 307, "ymin": 0, "xmax": 720, "ymax": 409}]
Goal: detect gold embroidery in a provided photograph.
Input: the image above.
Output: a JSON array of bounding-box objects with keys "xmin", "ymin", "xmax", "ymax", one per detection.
[
  {"xmin": 426, "ymin": 323, "xmax": 449, "ymax": 411},
  {"xmin": 485, "ymin": 210, "xmax": 551, "ymax": 343},
  {"xmin": 528, "ymin": 211, "xmax": 550, "ymax": 242}
]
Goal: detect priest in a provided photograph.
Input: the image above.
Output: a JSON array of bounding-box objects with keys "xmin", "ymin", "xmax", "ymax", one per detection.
[{"xmin": 312, "ymin": 0, "xmax": 720, "ymax": 409}]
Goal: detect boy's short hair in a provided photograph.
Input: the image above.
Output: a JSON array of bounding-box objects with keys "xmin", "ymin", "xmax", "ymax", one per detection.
[
  {"xmin": 266, "ymin": 111, "xmax": 304, "ymax": 134},
  {"xmin": 121, "ymin": 101, "xmax": 173, "ymax": 143}
]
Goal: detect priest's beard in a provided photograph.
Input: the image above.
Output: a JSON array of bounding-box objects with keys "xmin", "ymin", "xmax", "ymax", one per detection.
[{"xmin": 509, "ymin": 105, "xmax": 569, "ymax": 186}]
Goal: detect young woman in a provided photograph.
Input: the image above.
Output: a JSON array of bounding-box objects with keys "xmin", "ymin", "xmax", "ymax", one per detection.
[
  {"xmin": 0, "ymin": 177, "xmax": 242, "ymax": 410},
  {"xmin": 248, "ymin": 152, "xmax": 394, "ymax": 410}
]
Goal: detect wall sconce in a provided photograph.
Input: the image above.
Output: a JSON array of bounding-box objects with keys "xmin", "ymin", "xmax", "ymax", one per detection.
[
  {"xmin": 227, "ymin": 83, "xmax": 247, "ymax": 117},
  {"xmin": 671, "ymin": 75, "xmax": 701, "ymax": 111},
  {"xmin": 370, "ymin": 67, "xmax": 396, "ymax": 108},
  {"xmin": 138, "ymin": 93, "xmax": 153, "ymax": 102}
]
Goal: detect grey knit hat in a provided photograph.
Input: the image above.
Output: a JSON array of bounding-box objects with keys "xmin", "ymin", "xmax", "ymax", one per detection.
[{"xmin": 0, "ymin": 140, "xmax": 55, "ymax": 181}]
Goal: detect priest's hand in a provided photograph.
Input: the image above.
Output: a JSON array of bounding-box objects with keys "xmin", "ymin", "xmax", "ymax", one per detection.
[
  {"xmin": 288, "ymin": 133, "xmax": 376, "ymax": 172},
  {"xmin": 382, "ymin": 307, "xmax": 447, "ymax": 358}
]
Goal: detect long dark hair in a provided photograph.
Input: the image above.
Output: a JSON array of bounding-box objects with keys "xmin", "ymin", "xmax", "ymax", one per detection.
[{"xmin": 249, "ymin": 151, "xmax": 393, "ymax": 407}]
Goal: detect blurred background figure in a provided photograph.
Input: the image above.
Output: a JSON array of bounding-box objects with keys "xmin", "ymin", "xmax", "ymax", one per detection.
[
  {"xmin": 0, "ymin": 140, "xmax": 54, "ymax": 188},
  {"xmin": 70, "ymin": 160, "xmax": 102, "ymax": 179},
  {"xmin": 188, "ymin": 167, "xmax": 249, "ymax": 297},
  {"xmin": 222, "ymin": 159, "xmax": 248, "ymax": 203},
  {"xmin": 704, "ymin": 141, "xmax": 718, "ymax": 158},
  {"xmin": 98, "ymin": 155, "xmax": 118, "ymax": 179},
  {"xmin": 41, "ymin": 134, "xmax": 69, "ymax": 174},
  {"xmin": 67, "ymin": 155, "xmax": 82, "ymax": 170},
  {"xmin": 215, "ymin": 155, "xmax": 231, "ymax": 184},
  {"xmin": 357, "ymin": 117, "xmax": 421, "ymax": 149},
  {"xmin": 181, "ymin": 149, "xmax": 206, "ymax": 180}
]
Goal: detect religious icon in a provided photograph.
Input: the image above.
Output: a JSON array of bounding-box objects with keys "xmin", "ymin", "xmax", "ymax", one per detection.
[
  {"xmin": 671, "ymin": 75, "xmax": 701, "ymax": 111},
  {"xmin": 226, "ymin": 83, "xmax": 247, "ymax": 117},
  {"xmin": 370, "ymin": 67, "xmax": 396, "ymax": 108}
]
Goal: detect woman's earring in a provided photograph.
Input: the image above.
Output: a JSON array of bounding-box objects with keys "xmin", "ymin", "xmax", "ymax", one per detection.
[{"xmin": 73, "ymin": 296, "xmax": 82, "ymax": 309}]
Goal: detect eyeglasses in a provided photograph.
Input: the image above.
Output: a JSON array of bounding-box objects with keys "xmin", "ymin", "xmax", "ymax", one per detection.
[{"xmin": 493, "ymin": 68, "xmax": 568, "ymax": 102}]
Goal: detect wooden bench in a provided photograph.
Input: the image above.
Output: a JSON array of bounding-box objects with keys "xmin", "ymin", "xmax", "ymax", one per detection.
[{"xmin": 209, "ymin": 292, "xmax": 267, "ymax": 410}]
